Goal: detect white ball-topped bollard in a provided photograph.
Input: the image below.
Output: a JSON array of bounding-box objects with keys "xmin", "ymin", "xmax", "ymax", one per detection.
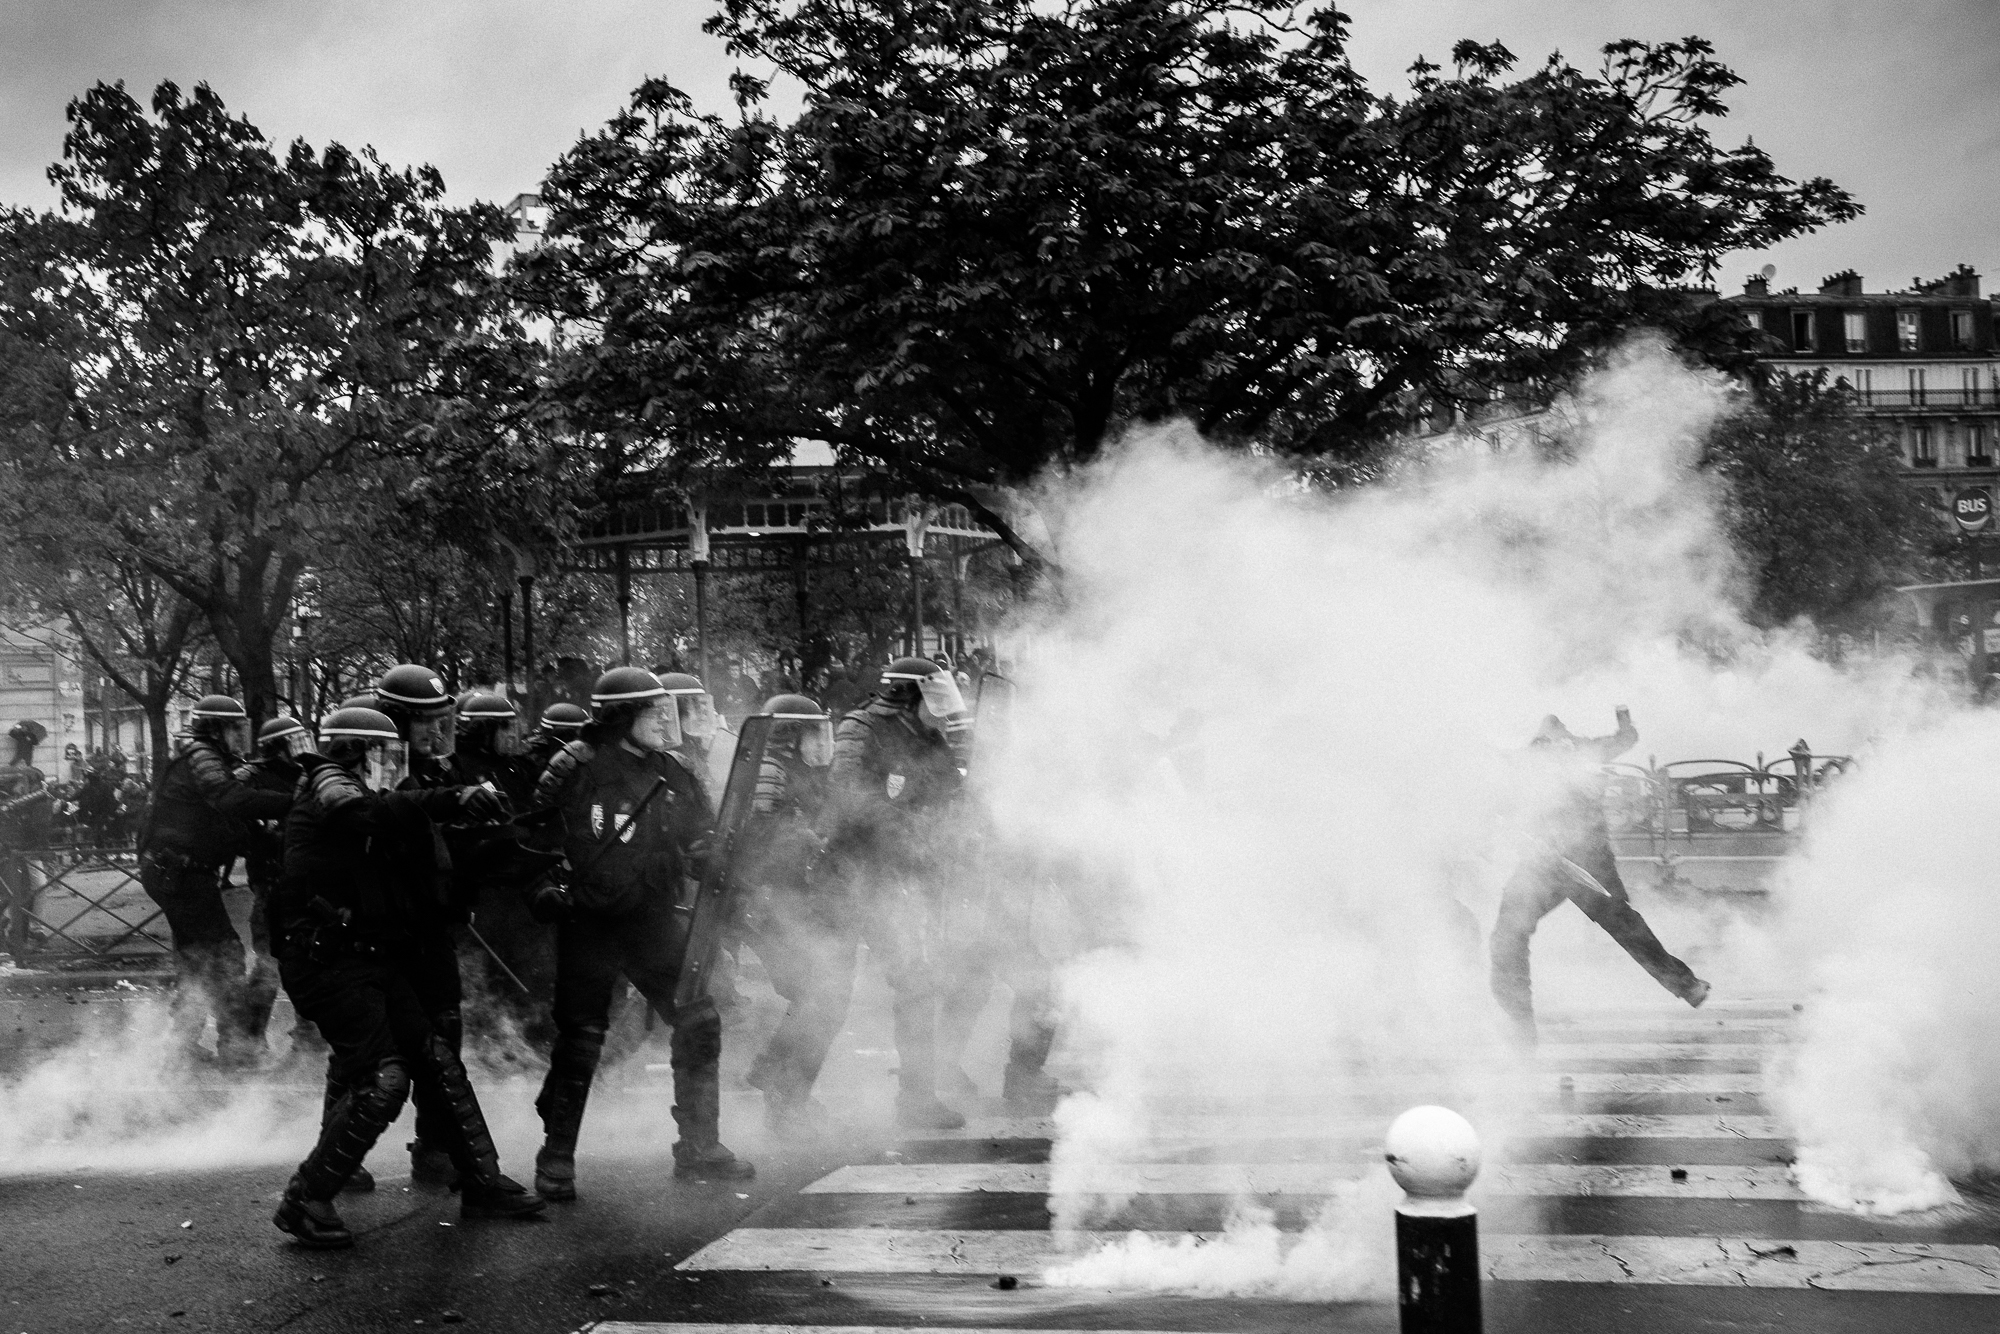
[{"xmin": 1383, "ymin": 1106, "xmax": 1483, "ymax": 1333}]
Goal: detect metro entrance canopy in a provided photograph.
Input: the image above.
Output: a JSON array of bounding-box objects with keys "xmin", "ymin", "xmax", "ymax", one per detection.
[{"xmin": 557, "ymin": 464, "xmax": 1007, "ymax": 676}]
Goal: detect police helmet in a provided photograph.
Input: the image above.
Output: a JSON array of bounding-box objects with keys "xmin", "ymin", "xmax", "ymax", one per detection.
[
  {"xmin": 763, "ymin": 693, "xmax": 834, "ymax": 765},
  {"xmin": 258, "ymin": 716, "xmax": 312, "ymax": 759},
  {"xmin": 339, "ymin": 691, "xmax": 378, "ymax": 710},
  {"xmin": 190, "ymin": 694, "xmax": 248, "ymax": 720},
  {"xmin": 590, "ymin": 666, "xmax": 668, "ymax": 708},
  {"xmin": 320, "ymin": 707, "xmax": 399, "ymax": 741},
  {"xmin": 375, "ymin": 664, "xmax": 452, "ymax": 712},
  {"xmin": 458, "ymin": 691, "xmax": 518, "ymax": 722},
  {"xmin": 539, "ymin": 702, "xmax": 589, "ymax": 733}
]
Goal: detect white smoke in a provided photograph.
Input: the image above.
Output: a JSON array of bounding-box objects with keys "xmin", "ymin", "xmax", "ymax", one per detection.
[
  {"xmin": 1771, "ymin": 719, "xmax": 2000, "ymax": 1215},
  {"xmin": 975, "ymin": 338, "xmax": 1933, "ymax": 1295}
]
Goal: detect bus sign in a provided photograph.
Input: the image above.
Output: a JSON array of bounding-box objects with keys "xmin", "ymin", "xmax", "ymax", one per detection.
[{"xmin": 1955, "ymin": 487, "xmax": 1992, "ymax": 533}]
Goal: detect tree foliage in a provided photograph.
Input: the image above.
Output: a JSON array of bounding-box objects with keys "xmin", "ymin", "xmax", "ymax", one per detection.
[
  {"xmin": 0, "ymin": 81, "xmax": 540, "ymax": 720},
  {"xmin": 1702, "ymin": 372, "xmax": 1928, "ymax": 629},
  {"xmin": 519, "ymin": 0, "xmax": 1857, "ymax": 560}
]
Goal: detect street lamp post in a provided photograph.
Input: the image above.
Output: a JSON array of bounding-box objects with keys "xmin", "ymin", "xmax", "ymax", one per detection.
[
  {"xmin": 688, "ymin": 497, "xmax": 713, "ymax": 687},
  {"xmin": 904, "ymin": 501, "xmax": 932, "ymax": 658}
]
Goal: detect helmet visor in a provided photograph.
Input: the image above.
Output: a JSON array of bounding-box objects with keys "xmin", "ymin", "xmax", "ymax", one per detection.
[
  {"xmin": 918, "ymin": 674, "xmax": 967, "ymax": 720},
  {"xmin": 363, "ymin": 738, "xmax": 410, "ymax": 792},
  {"xmin": 278, "ymin": 730, "xmax": 317, "ymax": 759},
  {"xmin": 491, "ymin": 723, "xmax": 524, "ymax": 757},
  {"xmin": 628, "ymin": 698, "xmax": 683, "ymax": 752},
  {"xmin": 791, "ymin": 719, "xmax": 836, "ymax": 767},
  {"xmin": 224, "ymin": 719, "xmax": 254, "ymax": 756},
  {"xmin": 413, "ymin": 711, "xmax": 456, "ymax": 758},
  {"xmin": 675, "ymin": 692, "xmax": 719, "ymax": 739}
]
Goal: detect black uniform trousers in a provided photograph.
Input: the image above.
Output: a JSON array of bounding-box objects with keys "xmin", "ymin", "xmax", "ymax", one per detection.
[
  {"xmin": 541, "ymin": 894, "xmax": 724, "ymax": 1149},
  {"xmin": 140, "ymin": 856, "xmax": 255, "ymax": 1056},
  {"xmin": 747, "ymin": 886, "xmax": 857, "ymax": 1100},
  {"xmin": 280, "ymin": 943, "xmax": 488, "ymax": 1178},
  {"xmin": 1489, "ymin": 836, "xmax": 1698, "ymax": 1043}
]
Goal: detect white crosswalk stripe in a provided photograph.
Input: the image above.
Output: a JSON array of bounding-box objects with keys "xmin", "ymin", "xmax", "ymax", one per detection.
[
  {"xmin": 657, "ymin": 1002, "xmax": 2000, "ymax": 1311},
  {"xmin": 910, "ymin": 1112, "xmax": 1782, "ymax": 1141},
  {"xmin": 802, "ymin": 1162, "xmax": 1806, "ymax": 1200}
]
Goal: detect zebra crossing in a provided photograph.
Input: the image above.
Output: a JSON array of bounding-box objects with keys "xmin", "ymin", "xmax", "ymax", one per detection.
[{"xmin": 597, "ymin": 1002, "xmax": 2000, "ymax": 1333}]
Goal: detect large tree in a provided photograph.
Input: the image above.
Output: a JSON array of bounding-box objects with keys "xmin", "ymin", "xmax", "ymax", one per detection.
[
  {"xmin": 0, "ymin": 81, "xmax": 535, "ymax": 720},
  {"xmin": 518, "ymin": 0, "xmax": 1856, "ymax": 560},
  {"xmin": 1702, "ymin": 372, "xmax": 1929, "ymax": 629}
]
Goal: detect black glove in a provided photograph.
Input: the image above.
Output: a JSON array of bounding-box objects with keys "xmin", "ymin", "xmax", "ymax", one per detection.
[
  {"xmin": 458, "ymin": 785, "xmax": 510, "ymax": 823},
  {"xmin": 528, "ymin": 878, "xmax": 574, "ymax": 924}
]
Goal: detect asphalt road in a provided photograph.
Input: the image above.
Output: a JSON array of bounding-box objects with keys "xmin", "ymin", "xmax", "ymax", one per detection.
[{"xmin": 8, "ymin": 980, "xmax": 2000, "ymax": 1334}]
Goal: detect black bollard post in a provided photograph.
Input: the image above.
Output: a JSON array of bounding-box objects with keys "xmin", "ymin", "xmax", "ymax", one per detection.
[{"xmin": 1385, "ymin": 1105, "xmax": 1484, "ymax": 1334}]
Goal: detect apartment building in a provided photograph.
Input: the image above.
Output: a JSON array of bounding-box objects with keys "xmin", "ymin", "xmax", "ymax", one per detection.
[{"xmin": 1724, "ymin": 265, "xmax": 2000, "ymax": 487}]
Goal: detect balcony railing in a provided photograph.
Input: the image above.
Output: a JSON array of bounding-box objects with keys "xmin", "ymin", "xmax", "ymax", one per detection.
[{"xmin": 1848, "ymin": 388, "xmax": 1997, "ymax": 409}]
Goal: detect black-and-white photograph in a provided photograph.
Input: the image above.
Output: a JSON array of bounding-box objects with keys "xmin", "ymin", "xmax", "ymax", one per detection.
[{"xmin": 1, "ymin": 2, "xmax": 1997, "ymax": 1330}]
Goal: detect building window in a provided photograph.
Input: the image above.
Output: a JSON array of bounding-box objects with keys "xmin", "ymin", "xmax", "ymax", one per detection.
[
  {"xmin": 1791, "ymin": 310, "xmax": 1814, "ymax": 351},
  {"xmin": 1844, "ymin": 311, "xmax": 1867, "ymax": 353},
  {"xmin": 1953, "ymin": 308, "xmax": 1975, "ymax": 350},
  {"xmin": 1898, "ymin": 310, "xmax": 1921, "ymax": 352},
  {"xmin": 1743, "ymin": 309, "xmax": 1763, "ymax": 331},
  {"xmin": 1909, "ymin": 367, "xmax": 1927, "ymax": 406},
  {"xmin": 1853, "ymin": 368, "xmax": 1873, "ymax": 405},
  {"xmin": 1914, "ymin": 422, "xmax": 1937, "ymax": 466},
  {"xmin": 1970, "ymin": 424, "xmax": 1991, "ymax": 466},
  {"xmin": 1965, "ymin": 368, "xmax": 1982, "ymax": 406}
]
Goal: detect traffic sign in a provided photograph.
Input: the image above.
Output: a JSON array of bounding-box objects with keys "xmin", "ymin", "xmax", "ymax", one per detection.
[{"xmin": 1955, "ymin": 487, "xmax": 1992, "ymax": 533}]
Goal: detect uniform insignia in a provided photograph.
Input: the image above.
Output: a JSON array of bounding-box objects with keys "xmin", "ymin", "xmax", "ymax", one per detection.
[
  {"xmin": 886, "ymin": 774, "xmax": 906, "ymax": 799},
  {"xmin": 618, "ymin": 804, "xmax": 637, "ymax": 841},
  {"xmin": 590, "ymin": 803, "xmax": 604, "ymax": 836}
]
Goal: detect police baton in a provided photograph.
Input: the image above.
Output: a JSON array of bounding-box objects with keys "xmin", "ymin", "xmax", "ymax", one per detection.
[{"xmin": 465, "ymin": 921, "xmax": 530, "ymax": 994}]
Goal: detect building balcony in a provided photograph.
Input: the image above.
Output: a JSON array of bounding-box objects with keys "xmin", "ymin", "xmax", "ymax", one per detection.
[{"xmin": 1849, "ymin": 388, "xmax": 2000, "ymax": 410}]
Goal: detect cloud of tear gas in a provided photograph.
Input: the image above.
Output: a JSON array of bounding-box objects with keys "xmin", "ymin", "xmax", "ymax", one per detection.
[
  {"xmin": 1770, "ymin": 721, "xmax": 2000, "ymax": 1215},
  {"xmin": 976, "ymin": 337, "xmax": 1933, "ymax": 1298}
]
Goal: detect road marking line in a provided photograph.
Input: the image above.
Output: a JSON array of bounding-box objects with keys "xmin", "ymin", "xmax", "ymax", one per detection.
[
  {"xmin": 678, "ymin": 1229, "xmax": 2000, "ymax": 1293},
  {"xmin": 805, "ymin": 1162, "xmax": 1804, "ymax": 1200},
  {"xmin": 916, "ymin": 1113, "xmax": 1782, "ymax": 1142},
  {"xmin": 1558, "ymin": 1073, "xmax": 1763, "ymax": 1093}
]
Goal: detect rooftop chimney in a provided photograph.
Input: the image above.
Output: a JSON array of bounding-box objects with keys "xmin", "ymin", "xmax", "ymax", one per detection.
[
  {"xmin": 1743, "ymin": 275, "xmax": 1769, "ymax": 297},
  {"xmin": 1818, "ymin": 270, "xmax": 1864, "ymax": 297}
]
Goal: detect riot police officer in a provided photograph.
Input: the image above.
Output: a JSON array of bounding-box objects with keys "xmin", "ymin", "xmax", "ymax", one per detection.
[
  {"xmin": 740, "ymin": 694, "xmax": 848, "ymax": 1138},
  {"xmin": 529, "ymin": 667, "xmax": 751, "ymax": 1199},
  {"xmin": 271, "ymin": 707, "xmax": 542, "ymax": 1248},
  {"xmin": 523, "ymin": 702, "xmax": 589, "ymax": 777},
  {"xmin": 235, "ymin": 717, "xmax": 317, "ymax": 1054},
  {"xmin": 823, "ymin": 657, "xmax": 972, "ymax": 1130},
  {"xmin": 139, "ymin": 696, "xmax": 292, "ymax": 1066},
  {"xmin": 451, "ymin": 690, "xmax": 558, "ymax": 1045},
  {"xmin": 656, "ymin": 672, "xmax": 720, "ymax": 799},
  {"xmin": 364, "ymin": 664, "xmax": 481, "ymax": 1181}
]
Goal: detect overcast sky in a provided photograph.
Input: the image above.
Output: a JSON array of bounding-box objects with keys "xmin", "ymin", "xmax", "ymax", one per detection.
[{"xmin": 4, "ymin": 0, "xmax": 1996, "ymax": 297}]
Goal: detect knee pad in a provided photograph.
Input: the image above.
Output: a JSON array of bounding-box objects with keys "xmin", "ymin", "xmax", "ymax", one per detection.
[{"xmin": 354, "ymin": 1059, "xmax": 412, "ymax": 1122}]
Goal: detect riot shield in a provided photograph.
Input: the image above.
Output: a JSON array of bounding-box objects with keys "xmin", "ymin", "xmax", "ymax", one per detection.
[
  {"xmin": 672, "ymin": 714, "xmax": 772, "ymax": 1014},
  {"xmin": 963, "ymin": 671, "xmax": 1014, "ymax": 785}
]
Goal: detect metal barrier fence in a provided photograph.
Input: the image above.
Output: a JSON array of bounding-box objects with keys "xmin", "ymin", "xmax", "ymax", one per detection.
[
  {"xmin": 0, "ymin": 846, "xmax": 170, "ymax": 964},
  {"xmin": 1605, "ymin": 749, "xmax": 1854, "ymax": 842}
]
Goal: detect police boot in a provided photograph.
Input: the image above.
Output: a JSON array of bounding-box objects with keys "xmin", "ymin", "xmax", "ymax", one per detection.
[
  {"xmin": 672, "ymin": 1065, "xmax": 754, "ymax": 1181},
  {"xmin": 423, "ymin": 1036, "xmax": 546, "ymax": 1220},
  {"xmin": 533, "ymin": 1076, "xmax": 591, "ymax": 1203},
  {"xmin": 272, "ymin": 1174, "xmax": 353, "ymax": 1250}
]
